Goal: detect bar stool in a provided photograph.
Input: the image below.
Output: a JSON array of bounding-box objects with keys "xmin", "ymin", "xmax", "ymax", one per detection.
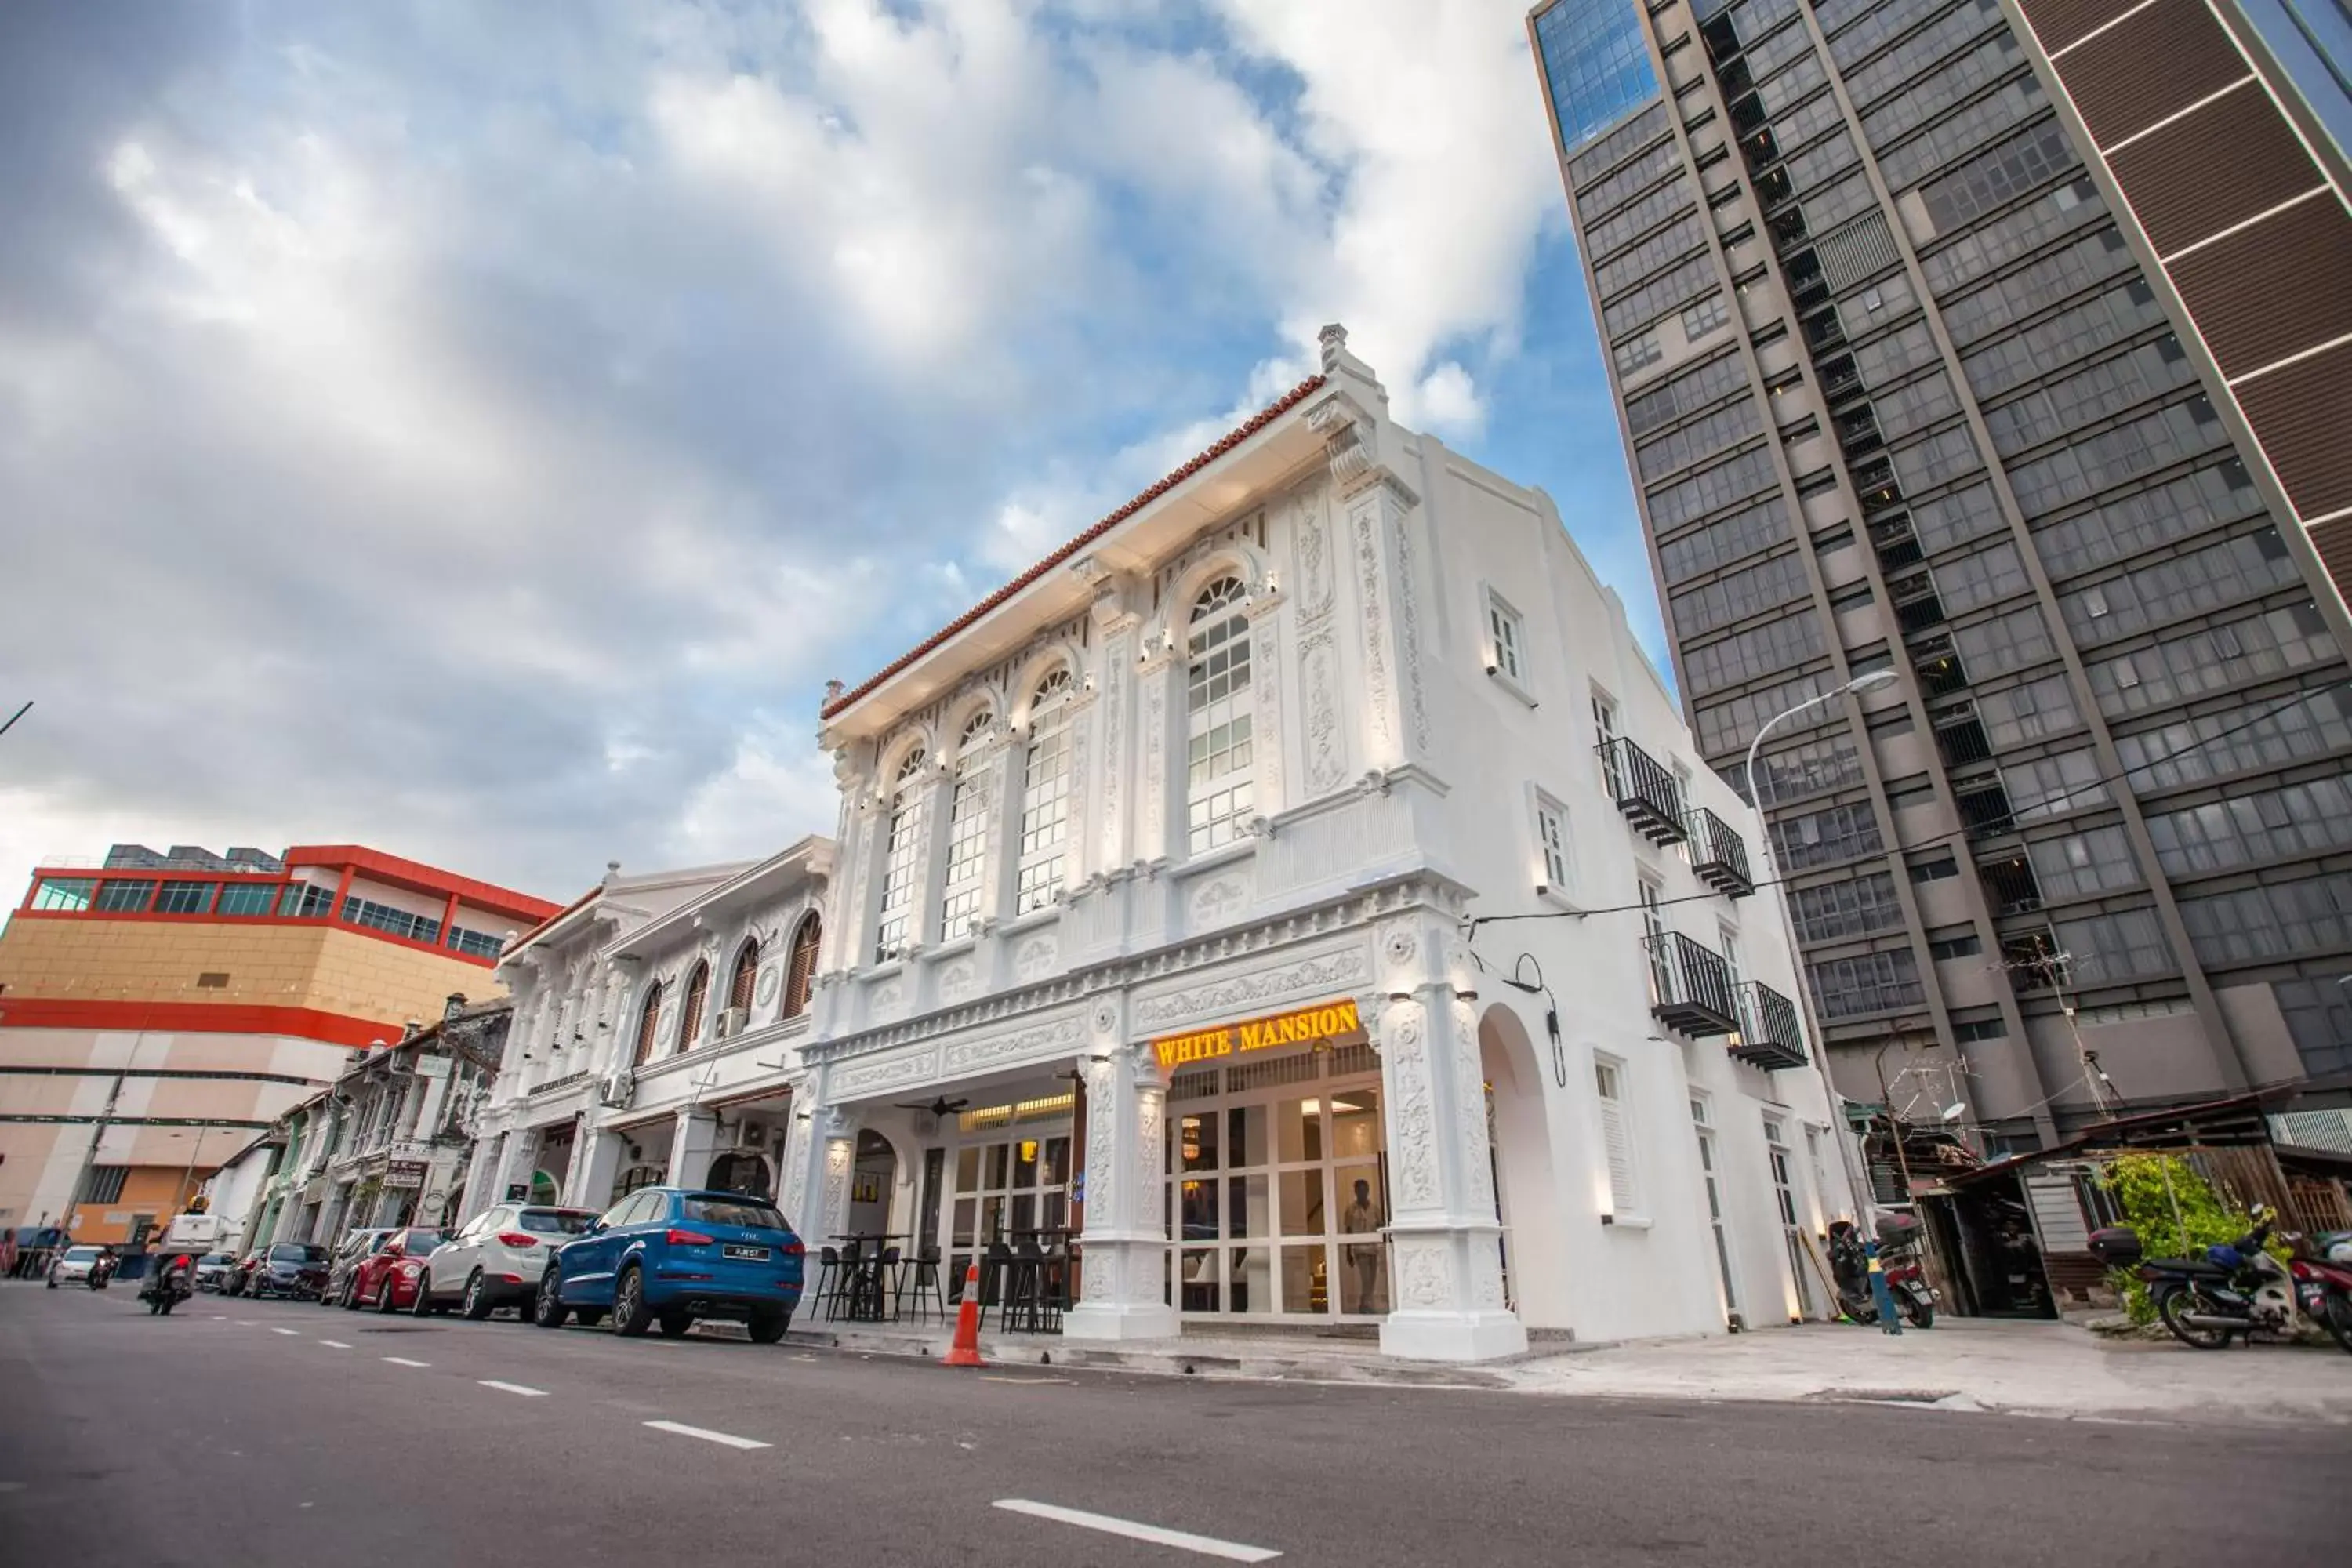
[
  {"xmin": 1005, "ymin": 1238, "xmax": 1047, "ymax": 1333},
  {"xmin": 979, "ymin": 1240, "xmax": 1014, "ymax": 1328},
  {"xmin": 896, "ymin": 1244, "xmax": 948, "ymax": 1323},
  {"xmin": 873, "ymin": 1246, "xmax": 902, "ymax": 1320},
  {"xmin": 811, "ymin": 1246, "xmax": 843, "ymax": 1320}
]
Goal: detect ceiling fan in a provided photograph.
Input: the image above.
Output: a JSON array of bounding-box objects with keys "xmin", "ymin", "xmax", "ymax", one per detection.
[{"xmin": 894, "ymin": 1095, "xmax": 970, "ymax": 1119}]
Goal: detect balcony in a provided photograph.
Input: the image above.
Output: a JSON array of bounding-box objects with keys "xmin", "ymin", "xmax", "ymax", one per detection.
[
  {"xmin": 1730, "ymin": 980, "xmax": 1809, "ymax": 1069},
  {"xmin": 1600, "ymin": 737, "xmax": 1690, "ymax": 845},
  {"xmin": 1686, "ymin": 807, "xmax": 1756, "ymax": 898},
  {"xmin": 1644, "ymin": 931, "xmax": 1741, "ymax": 1037}
]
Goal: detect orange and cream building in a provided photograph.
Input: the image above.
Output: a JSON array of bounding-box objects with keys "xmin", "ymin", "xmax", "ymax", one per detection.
[{"xmin": 0, "ymin": 843, "xmax": 559, "ymax": 1247}]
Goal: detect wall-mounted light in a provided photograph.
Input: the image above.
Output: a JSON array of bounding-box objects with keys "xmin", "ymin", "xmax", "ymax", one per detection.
[{"xmin": 1599, "ymin": 1213, "xmax": 1616, "ymax": 1226}]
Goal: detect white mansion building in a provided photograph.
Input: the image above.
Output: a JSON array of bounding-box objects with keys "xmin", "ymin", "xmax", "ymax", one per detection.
[{"xmin": 471, "ymin": 326, "xmax": 1858, "ymax": 1360}]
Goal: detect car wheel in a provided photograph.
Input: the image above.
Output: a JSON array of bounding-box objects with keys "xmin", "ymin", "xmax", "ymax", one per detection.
[
  {"xmin": 532, "ymin": 1270, "xmax": 570, "ymax": 1330},
  {"xmin": 376, "ymin": 1279, "xmax": 397, "ymax": 1314},
  {"xmin": 343, "ymin": 1281, "xmax": 361, "ymax": 1311},
  {"xmin": 410, "ymin": 1274, "xmax": 435, "ymax": 1317},
  {"xmin": 462, "ymin": 1270, "xmax": 495, "ymax": 1322},
  {"xmin": 658, "ymin": 1312, "xmax": 692, "ymax": 1338},
  {"xmin": 747, "ymin": 1310, "xmax": 788, "ymax": 1345},
  {"xmin": 610, "ymin": 1266, "xmax": 653, "ymax": 1338}
]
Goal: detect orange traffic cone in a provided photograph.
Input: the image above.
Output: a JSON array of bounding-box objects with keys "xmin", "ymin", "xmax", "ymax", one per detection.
[{"xmin": 942, "ymin": 1261, "xmax": 985, "ymax": 1368}]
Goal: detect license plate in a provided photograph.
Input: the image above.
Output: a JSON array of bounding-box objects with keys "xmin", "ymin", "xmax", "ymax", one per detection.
[{"xmin": 724, "ymin": 1243, "xmax": 770, "ymax": 1261}]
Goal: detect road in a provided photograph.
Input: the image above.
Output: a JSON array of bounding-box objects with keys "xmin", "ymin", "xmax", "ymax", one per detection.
[{"xmin": 2, "ymin": 1281, "xmax": 2341, "ymax": 1566}]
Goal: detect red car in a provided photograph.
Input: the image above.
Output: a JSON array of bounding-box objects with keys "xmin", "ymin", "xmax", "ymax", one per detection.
[{"xmin": 347, "ymin": 1227, "xmax": 448, "ymax": 1313}]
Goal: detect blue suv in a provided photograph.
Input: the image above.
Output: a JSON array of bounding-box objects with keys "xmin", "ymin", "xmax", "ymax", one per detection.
[{"xmin": 534, "ymin": 1187, "xmax": 805, "ymax": 1343}]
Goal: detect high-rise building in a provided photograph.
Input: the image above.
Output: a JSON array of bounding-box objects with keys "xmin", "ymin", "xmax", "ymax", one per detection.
[
  {"xmin": 1528, "ymin": 0, "xmax": 2352, "ymax": 1153},
  {"xmin": 0, "ymin": 843, "xmax": 560, "ymax": 1246}
]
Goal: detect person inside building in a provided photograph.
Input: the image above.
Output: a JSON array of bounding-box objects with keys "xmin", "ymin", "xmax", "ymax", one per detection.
[{"xmin": 1342, "ymin": 1179, "xmax": 1383, "ymax": 1314}]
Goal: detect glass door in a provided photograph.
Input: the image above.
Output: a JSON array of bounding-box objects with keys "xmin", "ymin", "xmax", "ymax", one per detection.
[{"xmin": 943, "ymin": 1128, "xmax": 1070, "ymax": 1301}]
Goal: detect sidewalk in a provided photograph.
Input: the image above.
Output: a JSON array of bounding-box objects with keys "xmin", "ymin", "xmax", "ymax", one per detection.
[{"xmin": 780, "ymin": 1312, "xmax": 2352, "ymax": 1422}]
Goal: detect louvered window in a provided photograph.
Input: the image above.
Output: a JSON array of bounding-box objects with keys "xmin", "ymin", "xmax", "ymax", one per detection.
[
  {"xmin": 782, "ymin": 915, "xmax": 820, "ymax": 1021},
  {"xmin": 728, "ymin": 939, "xmax": 760, "ymax": 1016},
  {"xmin": 1595, "ymin": 1058, "xmax": 1642, "ymax": 1216},
  {"xmin": 632, "ymin": 982, "xmax": 664, "ymax": 1066},
  {"xmin": 677, "ymin": 961, "xmax": 711, "ymax": 1052}
]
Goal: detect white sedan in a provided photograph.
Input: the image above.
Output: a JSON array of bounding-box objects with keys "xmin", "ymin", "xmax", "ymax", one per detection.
[
  {"xmin": 416, "ymin": 1204, "xmax": 598, "ymax": 1319},
  {"xmin": 47, "ymin": 1245, "xmax": 109, "ymax": 1286}
]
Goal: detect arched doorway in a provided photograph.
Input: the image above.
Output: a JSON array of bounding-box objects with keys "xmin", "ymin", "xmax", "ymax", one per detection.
[
  {"xmin": 1479, "ymin": 1003, "xmax": 1568, "ymax": 1329},
  {"xmin": 706, "ymin": 1150, "xmax": 774, "ymax": 1199},
  {"xmin": 848, "ymin": 1130, "xmax": 897, "ymax": 1236},
  {"xmin": 528, "ymin": 1169, "xmax": 561, "ymax": 1207}
]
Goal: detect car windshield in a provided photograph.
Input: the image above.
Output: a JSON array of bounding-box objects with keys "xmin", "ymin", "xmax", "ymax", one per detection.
[
  {"xmin": 271, "ymin": 1245, "xmax": 324, "ymax": 1264},
  {"xmin": 201, "ymin": 1254, "xmax": 234, "ymax": 1265},
  {"xmin": 682, "ymin": 1197, "xmax": 787, "ymax": 1231},
  {"xmin": 63, "ymin": 1246, "xmax": 104, "ymax": 1261},
  {"xmin": 399, "ymin": 1229, "xmax": 445, "ymax": 1253},
  {"xmin": 518, "ymin": 1210, "xmax": 596, "ymax": 1236}
]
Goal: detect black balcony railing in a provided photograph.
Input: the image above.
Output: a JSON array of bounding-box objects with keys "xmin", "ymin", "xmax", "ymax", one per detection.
[
  {"xmin": 1600, "ymin": 737, "xmax": 1690, "ymax": 845},
  {"xmin": 1686, "ymin": 807, "xmax": 1755, "ymax": 898},
  {"xmin": 1730, "ymin": 980, "xmax": 1809, "ymax": 1069},
  {"xmin": 1644, "ymin": 931, "xmax": 1740, "ymax": 1037}
]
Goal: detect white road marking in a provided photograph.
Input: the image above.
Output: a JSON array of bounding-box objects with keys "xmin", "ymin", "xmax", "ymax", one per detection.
[
  {"xmin": 270, "ymin": 1327, "xmax": 301, "ymax": 1337},
  {"xmin": 643, "ymin": 1420, "xmax": 771, "ymax": 1450},
  {"xmin": 478, "ymin": 1380, "xmax": 548, "ymax": 1398},
  {"xmin": 982, "ymin": 1375, "xmax": 1071, "ymax": 1385},
  {"xmin": 383, "ymin": 1356, "xmax": 430, "ymax": 1368},
  {"xmin": 993, "ymin": 1501, "xmax": 1280, "ymax": 1563},
  {"xmin": 233, "ymin": 1320, "xmax": 259, "ymax": 1327},
  {"xmin": 318, "ymin": 1339, "xmax": 351, "ymax": 1350}
]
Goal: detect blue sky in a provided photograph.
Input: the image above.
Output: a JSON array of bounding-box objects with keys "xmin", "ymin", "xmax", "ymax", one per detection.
[{"xmin": 0, "ymin": 0, "xmax": 1658, "ymax": 903}]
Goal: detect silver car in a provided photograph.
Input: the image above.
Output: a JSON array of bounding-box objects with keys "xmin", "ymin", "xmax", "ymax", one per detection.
[{"xmin": 417, "ymin": 1204, "xmax": 599, "ymax": 1318}]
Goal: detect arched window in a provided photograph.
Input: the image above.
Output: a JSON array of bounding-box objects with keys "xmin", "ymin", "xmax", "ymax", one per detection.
[
  {"xmin": 1014, "ymin": 666, "xmax": 1075, "ymax": 913},
  {"xmin": 875, "ymin": 748, "xmax": 930, "ymax": 962},
  {"xmin": 677, "ymin": 960, "xmax": 712, "ymax": 1051},
  {"xmin": 728, "ymin": 938, "xmax": 760, "ymax": 1018},
  {"xmin": 1185, "ymin": 575, "xmax": 1254, "ymax": 853},
  {"xmin": 782, "ymin": 913, "xmax": 820, "ymax": 1020},
  {"xmin": 940, "ymin": 711, "xmax": 993, "ymax": 936},
  {"xmin": 632, "ymin": 982, "xmax": 663, "ymax": 1066}
]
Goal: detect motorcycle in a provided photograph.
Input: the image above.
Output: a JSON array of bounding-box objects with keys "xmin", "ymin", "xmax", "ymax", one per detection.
[
  {"xmin": 141, "ymin": 1265, "xmax": 194, "ymax": 1317},
  {"xmin": 1828, "ymin": 1214, "xmax": 1937, "ymax": 1328},
  {"xmin": 2113, "ymin": 1207, "xmax": 2306, "ymax": 1350},
  {"xmin": 85, "ymin": 1254, "xmax": 116, "ymax": 1291},
  {"xmin": 2288, "ymin": 1230, "xmax": 2352, "ymax": 1356}
]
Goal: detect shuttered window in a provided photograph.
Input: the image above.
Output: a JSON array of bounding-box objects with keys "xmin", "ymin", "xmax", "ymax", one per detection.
[
  {"xmin": 677, "ymin": 961, "xmax": 711, "ymax": 1053},
  {"xmin": 633, "ymin": 982, "xmax": 663, "ymax": 1067},
  {"xmin": 782, "ymin": 915, "xmax": 821, "ymax": 1021},
  {"xmin": 728, "ymin": 938, "xmax": 760, "ymax": 1016},
  {"xmin": 1596, "ymin": 1058, "xmax": 1641, "ymax": 1216}
]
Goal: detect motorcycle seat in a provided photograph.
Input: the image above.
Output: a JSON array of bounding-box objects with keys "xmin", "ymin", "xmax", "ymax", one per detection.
[{"xmin": 2147, "ymin": 1257, "xmax": 2232, "ymax": 1276}]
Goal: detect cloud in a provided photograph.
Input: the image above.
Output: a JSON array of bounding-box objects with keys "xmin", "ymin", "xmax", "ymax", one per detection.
[{"xmin": 0, "ymin": 0, "xmax": 1596, "ymax": 911}]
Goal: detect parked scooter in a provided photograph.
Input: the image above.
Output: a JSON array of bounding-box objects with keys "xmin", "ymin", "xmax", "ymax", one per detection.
[
  {"xmin": 2288, "ymin": 1231, "xmax": 2352, "ymax": 1355},
  {"xmin": 2102, "ymin": 1207, "xmax": 2306, "ymax": 1350},
  {"xmin": 1828, "ymin": 1214, "xmax": 1937, "ymax": 1328}
]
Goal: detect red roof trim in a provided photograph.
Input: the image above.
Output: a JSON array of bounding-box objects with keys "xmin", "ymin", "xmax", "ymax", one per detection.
[
  {"xmin": 281, "ymin": 844, "xmax": 561, "ymax": 923},
  {"xmin": 821, "ymin": 375, "xmax": 1327, "ymax": 720}
]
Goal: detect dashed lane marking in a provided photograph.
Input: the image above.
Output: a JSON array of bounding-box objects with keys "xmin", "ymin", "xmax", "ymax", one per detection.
[
  {"xmin": 982, "ymin": 1375, "xmax": 1072, "ymax": 1385},
  {"xmin": 270, "ymin": 1328, "xmax": 301, "ymax": 1337},
  {"xmin": 993, "ymin": 1500, "xmax": 1280, "ymax": 1563},
  {"xmin": 318, "ymin": 1340, "xmax": 351, "ymax": 1350},
  {"xmin": 478, "ymin": 1380, "xmax": 548, "ymax": 1398},
  {"xmin": 643, "ymin": 1421, "xmax": 771, "ymax": 1450},
  {"xmin": 383, "ymin": 1357, "xmax": 430, "ymax": 1368}
]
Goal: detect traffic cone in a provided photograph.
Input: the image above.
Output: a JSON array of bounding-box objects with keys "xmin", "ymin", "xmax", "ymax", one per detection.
[{"xmin": 942, "ymin": 1261, "xmax": 985, "ymax": 1368}]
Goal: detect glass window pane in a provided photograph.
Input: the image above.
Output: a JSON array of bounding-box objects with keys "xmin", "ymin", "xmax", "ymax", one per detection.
[
  {"xmin": 1281, "ymin": 1246, "xmax": 1327, "ymax": 1313},
  {"xmin": 1040, "ymin": 1136, "xmax": 1069, "ymax": 1186},
  {"xmin": 956, "ymin": 1146, "xmax": 980, "ymax": 1189},
  {"xmin": 1179, "ymin": 1247, "xmax": 1217, "ymax": 1312},
  {"xmin": 1279, "ymin": 1168, "xmax": 1326, "ymax": 1236},
  {"xmin": 1178, "ymin": 1174, "xmax": 1219, "ymax": 1242},
  {"xmin": 985, "ymin": 1144, "xmax": 1010, "ymax": 1189},
  {"xmin": 1226, "ymin": 1174, "xmax": 1269, "ymax": 1240},
  {"xmin": 952, "ymin": 1198, "xmax": 976, "ymax": 1247},
  {"xmin": 1179, "ymin": 1111, "xmax": 1218, "ymax": 1173},
  {"xmin": 1277, "ymin": 1098, "xmax": 1323, "ymax": 1163},
  {"xmin": 1229, "ymin": 1104, "xmax": 1269, "ymax": 1167},
  {"xmin": 1013, "ymin": 1139, "xmax": 1039, "ymax": 1189},
  {"xmin": 1231, "ymin": 1247, "xmax": 1272, "ymax": 1315},
  {"xmin": 1330, "ymin": 1086, "xmax": 1381, "ymax": 1161}
]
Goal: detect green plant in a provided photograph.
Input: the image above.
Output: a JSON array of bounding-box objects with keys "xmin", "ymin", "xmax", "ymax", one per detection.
[{"xmin": 2099, "ymin": 1155, "xmax": 2245, "ymax": 1324}]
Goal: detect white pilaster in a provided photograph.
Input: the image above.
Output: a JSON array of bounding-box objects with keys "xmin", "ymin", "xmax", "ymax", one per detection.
[
  {"xmin": 666, "ymin": 1107, "xmax": 721, "ymax": 1192},
  {"xmin": 1066, "ymin": 996, "xmax": 1180, "ymax": 1341},
  {"xmin": 1367, "ymin": 916, "xmax": 1525, "ymax": 1362}
]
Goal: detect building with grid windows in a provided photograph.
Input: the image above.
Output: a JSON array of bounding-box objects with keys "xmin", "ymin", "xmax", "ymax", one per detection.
[
  {"xmin": 773, "ymin": 326, "xmax": 1855, "ymax": 1360},
  {"xmin": 1526, "ymin": 0, "xmax": 2352, "ymax": 1172},
  {"xmin": 0, "ymin": 843, "xmax": 558, "ymax": 1247}
]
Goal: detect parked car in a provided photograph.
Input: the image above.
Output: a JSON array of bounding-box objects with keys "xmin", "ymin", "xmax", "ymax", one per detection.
[
  {"xmin": 534, "ymin": 1187, "xmax": 804, "ymax": 1343},
  {"xmin": 347, "ymin": 1227, "xmax": 448, "ymax": 1314},
  {"xmin": 220, "ymin": 1249, "xmax": 265, "ymax": 1296},
  {"xmin": 193, "ymin": 1253, "xmax": 239, "ymax": 1293},
  {"xmin": 322, "ymin": 1229, "xmax": 397, "ymax": 1307},
  {"xmin": 249, "ymin": 1243, "xmax": 330, "ymax": 1300},
  {"xmin": 415, "ymin": 1204, "xmax": 598, "ymax": 1319},
  {"xmin": 46, "ymin": 1244, "xmax": 109, "ymax": 1287}
]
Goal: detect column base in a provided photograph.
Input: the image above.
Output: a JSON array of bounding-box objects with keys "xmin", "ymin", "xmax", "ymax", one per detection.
[
  {"xmin": 1378, "ymin": 1308, "xmax": 1528, "ymax": 1363},
  {"xmin": 1062, "ymin": 1300, "xmax": 1182, "ymax": 1341}
]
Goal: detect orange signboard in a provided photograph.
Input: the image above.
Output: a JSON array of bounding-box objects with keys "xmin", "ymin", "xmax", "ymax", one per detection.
[{"xmin": 1149, "ymin": 997, "xmax": 1363, "ymax": 1072}]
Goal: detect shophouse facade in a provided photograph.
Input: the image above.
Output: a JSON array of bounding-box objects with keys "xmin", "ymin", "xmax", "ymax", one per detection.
[
  {"xmin": 462, "ymin": 843, "xmax": 832, "ymax": 1221},
  {"xmin": 0, "ymin": 843, "xmax": 557, "ymax": 1247},
  {"xmin": 778, "ymin": 327, "xmax": 1857, "ymax": 1362}
]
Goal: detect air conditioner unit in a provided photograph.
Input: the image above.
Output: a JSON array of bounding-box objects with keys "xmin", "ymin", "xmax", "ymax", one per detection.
[
  {"xmin": 598, "ymin": 1069, "xmax": 635, "ymax": 1110},
  {"xmin": 715, "ymin": 1007, "xmax": 748, "ymax": 1040},
  {"xmin": 739, "ymin": 1123, "xmax": 767, "ymax": 1150}
]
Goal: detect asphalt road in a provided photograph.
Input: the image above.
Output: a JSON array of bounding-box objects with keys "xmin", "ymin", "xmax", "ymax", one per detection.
[{"xmin": 2, "ymin": 1281, "xmax": 2341, "ymax": 1567}]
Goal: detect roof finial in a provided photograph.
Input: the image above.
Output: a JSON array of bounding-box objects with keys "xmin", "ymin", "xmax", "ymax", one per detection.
[
  {"xmin": 604, "ymin": 860, "xmax": 622, "ymax": 884},
  {"xmin": 1318, "ymin": 322, "xmax": 1348, "ymax": 374}
]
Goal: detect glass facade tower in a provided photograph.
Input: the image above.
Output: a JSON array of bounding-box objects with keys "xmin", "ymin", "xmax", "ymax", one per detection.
[{"xmin": 1528, "ymin": 0, "xmax": 2352, "ymax": 1152}]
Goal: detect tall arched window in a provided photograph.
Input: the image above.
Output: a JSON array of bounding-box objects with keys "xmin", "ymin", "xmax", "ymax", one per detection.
[
  {"xmin": 782, "ymin": 913, "xmax": 820, "ymax": 1019},
  {"xmin": 1017, "ymin": 667, "xmax": 1075, "ymax": 913},
  {"xmin": 677, "ymin": 960, "xmax": 712, "ymax": 1052},
  {"xmin": 728, "ymin": 938, "xmax": 760, "ymax": 1018},
  {"xmin": 940, "ymin": 710, "xmax": 993, "ymax": 936},
  {"xmin": 1185, "ymin": 575, "xmax": 1254, "ymax": 854},
  {"xmin": 632, "ymin": 982, "xmax": 663, "ymax": 1067},
  {"xmin": 874, "ymin": 747, "xmax": 931, "ymax": 962}
]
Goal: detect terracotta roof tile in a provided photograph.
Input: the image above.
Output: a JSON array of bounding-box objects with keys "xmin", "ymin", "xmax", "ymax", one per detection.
[{"xmin": 821, "ymin": 374, "xmax": 1327, "ymax": 720}]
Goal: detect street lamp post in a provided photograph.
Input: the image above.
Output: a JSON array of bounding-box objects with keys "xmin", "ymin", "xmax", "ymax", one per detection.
[{"xmin": 1741, "ymin": 668, "xmax": 1900, "ymax": 1220}]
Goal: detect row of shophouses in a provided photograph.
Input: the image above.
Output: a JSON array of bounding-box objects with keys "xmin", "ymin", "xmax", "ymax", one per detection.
[{"xmin": 216, "ymin": 330, "xmax": 1860, "ymax": 1360}]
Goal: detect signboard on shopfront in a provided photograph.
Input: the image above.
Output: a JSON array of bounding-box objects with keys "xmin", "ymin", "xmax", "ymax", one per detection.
[
  {"xmin": 1149, "ymin": 997, "xmax": 1363, "ymax": 1072},
  {"xmin": 383, "ymin": 1160, "xmax": 429, "ymax": 1189}
]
